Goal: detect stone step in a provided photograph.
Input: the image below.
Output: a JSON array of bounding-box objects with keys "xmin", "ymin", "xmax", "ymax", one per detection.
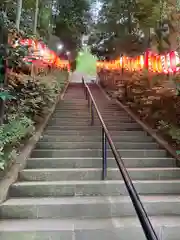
[
  {"xmin": 2, "ymin": 216, "xmax": 180, "ymax": 240},
  {"xmin": 52, "ymin": 112, "xmax": 130, "ymax": 117},
  {"xmin": 40, "ymin": 135, "xmax": 153, "ymax": 142},
  {"xmin": 56, "ymin": 106, "xmax": 121, "ymax": 110},
  {"xmin": 2, "ymin": 195, "xmax": 180, "ymax": 220},
  {"xmin": 45, "ymin": 124, "xmax": 141, "ymax": 130},
  {"xmin": 36, "ymin": 141, "xmax": 158, "ymax": 150},
  {"xmin": 54, "ymin": 108, "xmax": 89, "ymax": 112},
  {"xmin": 20, "ymin": 167, "xmax": 180, "ymax": 181},
  {"xmin": 57, "ymin": 100, "xmax": 116, "ymax": 105},
  {"xmin": 54, "ymin": 107, "xmax": 122, "ymax": 111},
  {"xmin": 31, "ymin": 149, "xmax": 167, "ymax": 158},
  {"xmin": 53, "ymin": 110, "xmax": 127, "ymax": 115},
  {"xmin": 43, "ymin": 130, "xmax": 147, "ymax": 136},
  {"xmin": 9, "ymin": 180, "xmax": 180, "ymax": 197},
  {"xmin": 47, "ymin": 120, "xmax": 140, "ymax": 126},
  {"xmin": 57, "ymin": 101, "xmax": 116, "ymax": 106},
  {"xmin": 49, "ymin": 117, "xmax": 135, "ymax": 123},
  {"xmin": 54, "ymin": 104, "xmax": 121, "ymax": 108},
  {"xmin": 51, "ymin": 114, "xmax": 132, "ymax": 120},
  {"xmin": 1, "ymin": 82, "xmax": 177, "ymax": 240},
  {"xmin": 27, "ymin": 157, "xmax": 176, "ymax": 169},
  {"xmin": 47, "ymin": 121, "xmax": 137, "ymax": 126},
  {"xmin": 57, "ymin": 102, "xmax": 87, "ymax": 106}
]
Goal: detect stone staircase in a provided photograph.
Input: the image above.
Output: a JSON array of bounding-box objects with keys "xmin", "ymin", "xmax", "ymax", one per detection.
[{"xmin": 0, "ymin": 83, "xmax": 180, "ymax": 240}]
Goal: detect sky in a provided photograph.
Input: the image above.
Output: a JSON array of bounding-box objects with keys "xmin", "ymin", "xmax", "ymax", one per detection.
[{"xmin": 90, "ymin": 0, "xmax": 102, "ymax": 23}]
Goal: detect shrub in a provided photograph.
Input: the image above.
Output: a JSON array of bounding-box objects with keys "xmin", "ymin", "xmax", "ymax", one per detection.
[
  {"xmin": 0, "ymin": 115, "xmax": 34, "ymax": 170},
  {"xmin": 98, "ymin": 69, "xmax": 180, "ymax": 147},
  {"xmin": 0, "ymin": 70, "xmax": 67, "ymax": 171},
  {"xmin": 5, "ymin": 72, "xmax": 62, "ymax": 122}
]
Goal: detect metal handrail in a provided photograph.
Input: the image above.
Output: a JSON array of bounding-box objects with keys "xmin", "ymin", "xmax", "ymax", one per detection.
[{"xmin": 82, "ymin": 77, "xmax": 158, "ymax": 240}]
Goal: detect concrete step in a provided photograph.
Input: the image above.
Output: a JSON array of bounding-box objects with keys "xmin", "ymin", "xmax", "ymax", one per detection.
[
  {"xmin": 40, "ymin": 135, "xmax": 153, "ymax": 142},
  {"xmin": 57, "ymin": 101, "xmax": 87, "ymax": 104},
  {"xmin": 2, "ymin": 195, "xmax": 180, "ymax": 219},
  {"xmin": 53, "ymin": 109, "xmax": 127, "ymax": 114},
  {"xmin": 56, "ymin": 105, "xmax": 121, "ymax": 109},
  {"xmin": 31, "ymin": 149, "xmax": 167, "ymax": 158},
  {"xmin": 52, "ymin": 112, "xmax": 130, "ymax": 117},
  {"xmin": 57, "ymin": 101, "xmax": 116, "ymax": 106},
  {"xmin": 20, "ymin": 168, "xmax": 180, "ymax": 181},
  {"xmin": 1, "ymin": 83, "xmax": 178, "ymax": 240},
  {"xmin": 49, "ymin": 117, "xmax": 135, "ymax": 123},
  {"xmin": 9, "ymin": 180, "xmax": 180, "ymax": 197},
  {"xmin": 47, "ymin": 121, "xmax": 138, "ymax": 126},
  {"xmin": 36, "ymin": 141, "xmax": 159, "ymax": 150},
  {"xmin": 55, "ymin": 107, "xmax": 88, "ymax": 111},
  {"xmin": 1, "ymin": 216, "xmax": 180, "ymax": 240},
  {"xmin": 46, "ymin": 123, "xmax": 141, "ymax": 130},
  {"xmin": 27, "ymin": 157, "xmax": 176, "ymax": 169},
  {"xmin": 51, "ymin": 114, "xmax": 132, "ymax": 120},
  {"xmin": 55, "ymin": 105, "xmax": 120, "ymax": 110},
  {"xmin": 43, "ymin": 130, "xmax": 147, "ymax": 136},
  {"xmin": 57, "ymin": 101, "xmax": 117, "ymax": 105}
]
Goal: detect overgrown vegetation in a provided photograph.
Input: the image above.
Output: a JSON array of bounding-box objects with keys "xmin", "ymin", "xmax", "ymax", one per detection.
[
  {"xmin": 0, "ymin": 115, "xmax": 34, "ymax": 170},
  {"xmin": 92, "ymin": 0, "xmax": 180, "ymax": 151},
  {"xmin": 0, "ymin": 70, "xmax": 68, "ymax": 171},
  {"xmin": 55, "ymin": 0, "xmax": 91, "ymax": 53},
  {"xmin": 0, "ymin": 1, "xmax": 73, "ymax": 171},
  {"xmin": 98, "ymin": 69, "xmax": 180, "ymax": 149},
  {"xmin": 89, "ymin": 0, "xmax": 179, "ymax": 59}
]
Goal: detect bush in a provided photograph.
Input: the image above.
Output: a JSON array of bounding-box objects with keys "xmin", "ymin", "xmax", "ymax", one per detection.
[
  {"xmin": 98, "ymin": 69, "xmax": 180, "ymax": 148},
  {"xmin": 0, "ymin": 115, "xmax": 34, "ymax": 170},
  {"xmin": 5, "ymin": 71, "xmax": 65, "ymax": 122},
  {"xmin": 0, "ymin": 70, "xmax": 68, "ymax": 172}
]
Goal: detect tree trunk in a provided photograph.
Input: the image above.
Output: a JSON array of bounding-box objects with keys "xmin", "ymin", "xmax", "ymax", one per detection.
[
  {"xmin": 15, "ymin": 0, "xmax": 22, "ymax": 31},
  {"xmin": 33, "ymin": 0, "xmax": 39, "ymax": 35},
  {"xmin": 176, "ymin": 0, "xmax": 180, "ymax": 57}
]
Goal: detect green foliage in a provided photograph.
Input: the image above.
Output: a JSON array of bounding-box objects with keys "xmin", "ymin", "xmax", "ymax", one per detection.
[
  {"xmin": 89, "ymin": 0, "xmax": 142, "ymax": 57},
  {"xmin": 89, "ymin": 0, "xmax": 174, "ymax": 57},
  {"xmin": 159, "ymin": 120, "xmax": 180, "ymax": 144},
  {"xmin": 8, "ymin": 45, "xmax": 29, "ymax": 69},
  {"xmin": 0, "ymin": 71, "xmax": 67, "ymax": 171},
  {"xmin": 134, "ymin": 0, "xmax": 161, "ymax": 28},
  {"xmin": 55, "ymin": 0, "xmax": 91, "ymax": 51},
  {"xmin": 7, "ymin": 75, "xmax": 61, "ymax": 121},
  {"xmin": 0, "ymin": 115, "xmax": 34, "ymax": 170},
  {"xmin": 172, "ymin": 73, "xmax": 180, "ymax": 96},
  {"xmin": 0, "ymin": 0, "xmax": 50, "ymax": 41},
  {"xmin": 0, "ymin": 91, "xmax": 14, "ymax": 101},
  {"xmin": 0, "ymin": 2, "xmax": 69, "ymax": 172}
]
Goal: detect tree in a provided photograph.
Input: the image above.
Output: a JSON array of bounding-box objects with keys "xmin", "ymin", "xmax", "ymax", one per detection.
[
  {"xmin": 89, "ymin": 0, "xmax": 180, "ymax": 58},
  {"xmin": 175, "ymin": 0, "xmax": 180, "ymax": 56},
  {"xmin": 54, "ymin": 0, "xmax": 91, "ymax": 52},
  {"xmin": 15, "ymin": 0, "xmax": 22, "ymax": 31},
  {"xmin": 33, "ymin": 0, "xmax": 39, "ymax": 34},
  {"xmin": 88, "ymin": 0, "xmax": 147, "ymax": 58}
]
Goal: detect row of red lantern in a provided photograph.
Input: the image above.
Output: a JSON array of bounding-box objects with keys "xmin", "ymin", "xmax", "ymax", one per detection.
[
  {"xmin": 19, "ymin": 38, "xmax": 70, "ymax": 71},
  {"xmin": 97, "ymin": 51, "xmax": 180, "ymax": 74}
]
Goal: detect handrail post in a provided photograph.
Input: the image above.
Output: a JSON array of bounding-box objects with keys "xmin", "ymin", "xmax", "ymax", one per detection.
[
  {"xmin": 82, "ymin": 77, "xmax": 87, "ymax": 100},
  {"xmin": 85, "ymin": 87, "xmax": 88, "ymax": 100},
  {"xmin": 90, "ymin": 100, "xmax": 94, "ymax": 125},
  {"xmin": 102, "ymin": 128, "xmax": 107, "ymax": 180},
  {"xmin": 87, "ymin": 93, "xmax": 90, "ymax": 108}
]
